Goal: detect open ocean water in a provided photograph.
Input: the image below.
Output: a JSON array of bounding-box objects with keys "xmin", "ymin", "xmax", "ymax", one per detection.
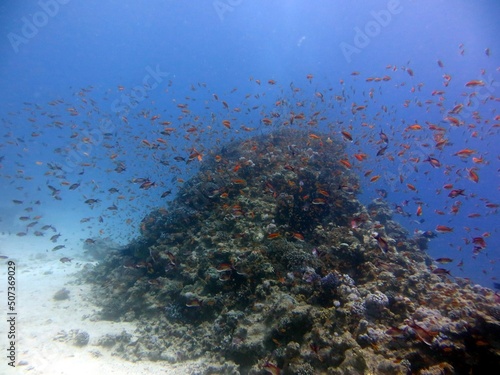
[{"xmin": 0, "ymin": 1, "xmax": 499, "ymax": 374}]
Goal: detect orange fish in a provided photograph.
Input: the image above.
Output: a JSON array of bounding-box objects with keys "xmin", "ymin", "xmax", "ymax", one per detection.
[
  {"xmin": 370, "ymin": 175, "xmax": 381, "ymax": 183},
  {"xmin": 354, "ymin": 153, "xmax": 368, "ymax": 161},
  {"xmin": 454, "ymin": 149, "xmax": 475, "ymax": 157},
  {"xmin": 231, "ymin": 178, "xmax": 247, "ymax": 185},
  {"xmin": 472, "ymin": 156, "xmax": 484, "ymax": 164},
  {"xmin": 339, "ymin": 159, "xmax": 352, "ymax": 169},
  {"xmin": 263, "ymin": 362, "xmax": 281, "ymax": 375},
  {"xmin": 465, "ymin": 80, "xmax": 485, "ymax": 87},
  {"xmin": 436, "ymin": 225, "xmax": 453, "ymax": 233},
  {"xmin": 317, "ymin": 189, "xmax": 330, "ymax": 197},
  {"xmin": 406, "ymin": 183, "xmax": 417, "ymax": 191},
  {"xmin": 292, "ymin": 232, "xmax": 305, "ymax": 241},
  {"xmin": 267, "ymin": 232, "xmax": 281, "ymax": 239},
  {"xmin": 341, "ymin": 130, "xmax": 353, "ymax": 141},
  {"xmin": 406, "ymin": 124, "xmax": 422, "ymax": 131},
  {"xmin": 445, "ymin": 116, "xmax": 461, "ymax": 126},
  {"xmin": 467, "ymin": 168, "xmax": 479, "ymax": 183},
  {"xmin": 312, "ymin": 198, "xmax": 326, "ymax": 205}
]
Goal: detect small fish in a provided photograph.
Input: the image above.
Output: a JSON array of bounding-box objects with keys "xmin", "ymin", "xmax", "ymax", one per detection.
[
  {"xmin": 376, "ymin": 145, "xmax": 388, "ymax": 156},
  {"xmin": 454, "ymin": 149, "xmax": 475, "ymax": 157},
  {"xmin": 263, "ymin": 362, "xmax": 281, "ymax": 375},
  {"xmin": 341, "ymin": 130, "xmax": 353, "ymax": 141},
  {"xmin": 339, "ymin": 159, "xmax": 352, "ymax": 169},
  {"xmin": 161, "ymin": 190, "xmax": 172, "ymax": 198},
  {"xmin": 185, "ymin": 298, "xmax": 203, "ymax": 308},
  {"xmin": 374, "ymin": 233, "xmax": 389, "ymax": 252},
  {"xmin": 59, "ymin": 257, "xmax": 72, "ymax": 263},
  {"xmin": 405, "ymin": 124, "xmax": 422, "ymax": 131},
  {"xmin": 406, "ymin": 320, "xmax": 438, "ymax": 346},
  {"xmin": 472, "ymin": 236, "xmax": 487, "ymax": 249},
  {"xmin": 52, "ymin": 245, "xmax": 66, "ymax": 251},
  {"xmin": 424, "ymin": 156, "xmax": 441, "ymax": 168},
  {"xmin": 216, "ymin": 263, "xmax": 234, "ymax": 272},
  {"xmin": 164, "ymin": 251, "xmax": 176, "ymax": 267},
  {"xmin": 139, "ymin": 181, "xmax": 156, "ymax": 190},
  {"xmin": 353, "ymin": 153, "xmax": 368, "ymax": 161},
  {"xmin": 467, "ymin": 168, "xmax": 479, "ymax": 183},
  {"xmin": 465, "ymin": 80, "xmax": 485, "ymax": 87},
  {"xmin": 379, "ymin": 131, "xmax": 389, "ymax": 143},
  {"xmin": 312, "ymin": 198, "xmax": 326, "ymax": 205},
  {"xmin": 448, "ymin": 189, "xmax": 465, "ymax": 198},
  {"xmin": 435, "ymin": 257, "xmax": 453, "ymax": 264},
  {"xmin": 432, "ymin": 267, "xmax": 451, "ymax": 276},
  {"xmin": 436, "ymin": 225, "xmax": 453, "ymax": 233}
]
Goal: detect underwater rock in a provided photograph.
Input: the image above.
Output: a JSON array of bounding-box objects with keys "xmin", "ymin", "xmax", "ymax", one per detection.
[
  {"xmin": 73, "ymin": 331, "xmax": 90, "ymax": 346},
  {"xmin": 81, "ymin": 129, "xmax": 500, "ymax": 373},
  {"xmin": 53, "ymin": 287, "xmax": 70, "ymax": 300},
  {"xmin": 363, "ymin": 291, "xmax": 389, "ymax": 317}
]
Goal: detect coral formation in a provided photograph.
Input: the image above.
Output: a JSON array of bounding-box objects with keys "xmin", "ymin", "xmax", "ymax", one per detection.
[{"xmin": 81, "ymin": 129, "xmax": 500, "ymax": 373}]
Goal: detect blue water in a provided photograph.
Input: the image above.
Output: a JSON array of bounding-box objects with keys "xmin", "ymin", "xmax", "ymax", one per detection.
[{"xmin": 0, "ymin": 0, "xmax": 499, "ymax": 288}]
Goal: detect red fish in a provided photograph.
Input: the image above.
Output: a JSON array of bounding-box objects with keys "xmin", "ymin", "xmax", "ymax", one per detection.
[
  {"xmin": 448, "ymin": 189, "xmax": 465, "ymax": 198},
  {"xmin": 467, "ymin": 168, "xmax": 479, "ymax": 183},
  {"xmin": 341, "ymin": 130, "xmax": 353, "ymax": 141},
  {"xmin": 465, "ymin": 80, "xmax": 485, "ymax": 87},
  {"xmin": 436, "ymin": 225, "xmax": 453, "ymax": 233}
]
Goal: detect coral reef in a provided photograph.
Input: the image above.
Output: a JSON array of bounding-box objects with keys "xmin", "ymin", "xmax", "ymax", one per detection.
[{"xmin": 81, "ymin": 129, "xmax": 500, "ymax": 374}]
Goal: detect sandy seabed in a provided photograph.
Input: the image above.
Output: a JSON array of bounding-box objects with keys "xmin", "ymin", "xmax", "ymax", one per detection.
[{"xmin": 0, "ymin": 234, "xmax": 205, "ymax": 375}]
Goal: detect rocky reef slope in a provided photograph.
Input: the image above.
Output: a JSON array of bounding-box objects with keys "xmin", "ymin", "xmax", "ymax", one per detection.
[{"xmin": 82, "ymin": 129, "xmax": 500, "ymax": 374}]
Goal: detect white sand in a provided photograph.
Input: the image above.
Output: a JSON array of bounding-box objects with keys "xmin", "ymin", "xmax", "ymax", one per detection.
[{"xmin": 0, "ymin": 234, "xmax": 207, "ymax": 375}]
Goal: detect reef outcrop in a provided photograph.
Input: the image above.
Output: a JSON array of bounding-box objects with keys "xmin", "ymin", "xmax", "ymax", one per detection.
[{"xmin": 82, "ymin": 129, "xmax": 500, "ymax": 374}]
